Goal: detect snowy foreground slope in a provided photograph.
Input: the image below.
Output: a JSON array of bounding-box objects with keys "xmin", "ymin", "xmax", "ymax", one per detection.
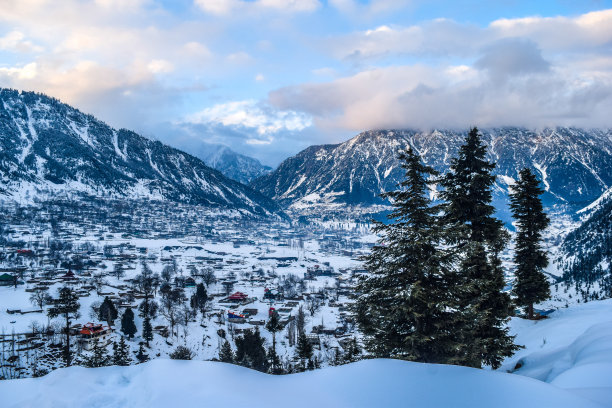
[
  {"xmin": 0, "ymin": 359, "xmax": 602, "ymax": 408},
  {"xmin": 2, "ymin": 300, "xmax": 611, "ymax": 408}
]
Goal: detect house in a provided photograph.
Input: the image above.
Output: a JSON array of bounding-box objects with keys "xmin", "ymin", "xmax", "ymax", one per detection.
[
  {"xmin": 61, "ymin": 270, "xmax": 78, "ymax": 281},
  {"xmin": 263, "ymin": 288, "xmax": 280, "ymax": 300},
  {"xmin": 0, "ymin": 273, "xmax": 17, "ymax": 286},
  {"xmin": 78, "ymin": 323, "xmax": 112, "ymax": 350},
  {"xmin": 227, "ymin": 310, "xmax": 246, "ymax": 323},
  {"xmin": 184, "ymin": 277, "xmax": 196, "ymax": 288},
  {"xmin": 228, "ymin": 291, "xmax": 248, "ymax": 302}
]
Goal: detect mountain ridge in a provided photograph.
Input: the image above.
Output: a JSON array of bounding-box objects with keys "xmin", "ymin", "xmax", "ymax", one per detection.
[{"xmin": 0, "ymin": 88, "xmax": 280, "ymax": 216}]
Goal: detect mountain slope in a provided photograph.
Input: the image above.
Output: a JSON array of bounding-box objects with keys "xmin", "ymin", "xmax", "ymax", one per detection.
[
  {"xmin": 556, "ymin": 187, "xmax": 612, "ymax": 296},
  {"xmin": 0, "ymin": 89, "xmax": 279, "ymax": 216},
  {"xmin": 192, "ymin": 143, "xmax": 271, "ymax": 184},
  {"xmin": 251, "ymin": 128, "xmax": 612, "ymax": 218}
]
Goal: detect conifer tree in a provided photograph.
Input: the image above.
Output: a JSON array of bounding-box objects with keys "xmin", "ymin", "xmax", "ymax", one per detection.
[
  {"xmin": 296, "ymin": 332, "xmax": 313, "ymax": 362},
  {"xmin": 219, "ymin": 340, "xmax": 234, "ymax": 363},
  {"xmin": 121, "ymin": 307, "xmax": 137, "ymax": 338},
  {"xmin": 265, "ymin": 310, "xmax": 282, "ymax": 359},
  {"xmin": 355, "ymin": 147, "xmax": 458, "ymax": 363},
  {"xmin": 84, "ymin": 340, "xmax": 110, "ymax": 368},
  {"xmin": 439, "ymin": 127, "xmax": 518, "ymax": 368},
  {"xmin": 191, "ymin": 283, "xmax": 208, "ymax": 314},
  {"xmin": 112, "ymin": 337, "xmax": 132, "ymax": 366},
  {"xmin": 510, "ymin": 168, "xmax": 551, "ymax": 319},
  {"xmin": 235, "ymin": 328, "xmax": 268, "ymax": 372},
  {"xmin": 135, "ymin": 343, "xmax": 149, "ymax": 363},
  {"xmin": 47, "ymin": 286, "xmax": 80, "ymax": 366},
  {"xmin": 143, "ymin": 315, "xmax": 153, "ymax": 347},
  {"xmin": 99, "ymin": 296, "xmax": 118, "ymax": 327}
]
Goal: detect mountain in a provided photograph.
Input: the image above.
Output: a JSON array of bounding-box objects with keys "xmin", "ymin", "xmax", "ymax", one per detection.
[
  {"xmin": 555, "ymin": 186, "xmax": 612, "ymax": 298},
  {"xmin": 250, "ymin": 128, "xmax": 612, "ymax": 221},
  {"xmin": 0, "ymin": 89, "xmax": 280, "ymax": 216},
  {"xmin": 191, "ymin": 143, "xmax": 272, "ymax": 184}
]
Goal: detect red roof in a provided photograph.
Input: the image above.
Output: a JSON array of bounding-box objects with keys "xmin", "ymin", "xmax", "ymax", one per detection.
[
  {"xmin": 80, "ymin": 323, "xmax": 109, "ymax": 335},
  {"xmin": 228, "ymin": 291, "xmax": 248, "ymax": 300}
]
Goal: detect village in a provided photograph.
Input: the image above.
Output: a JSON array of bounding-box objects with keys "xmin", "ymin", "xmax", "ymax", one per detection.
[{"xmin": 0, "ymin": 197, "xmax": 376, "ymax": 379}]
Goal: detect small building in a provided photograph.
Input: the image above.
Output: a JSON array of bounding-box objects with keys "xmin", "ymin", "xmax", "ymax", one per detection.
[
  {"xmin": 227, "ymin": 310, "xmax": 247, "ymax": 323},
  {"xmin": 184, "ymin": 277, "xmax": 196, "ymax": 288},
  {"xmin": 61, "ymin": 270, "xmax": 78, "ymax": 281},
  {"xmin": 78, "ymin": 323, "xmax": 112, "ymax": 350},
  {"xmin": 0, "ymin": 273, "xmax": 18, "ymax": 286},
  {"xmin": 228, "ymin": 291, "xmax": 248, "ymax": 302}
]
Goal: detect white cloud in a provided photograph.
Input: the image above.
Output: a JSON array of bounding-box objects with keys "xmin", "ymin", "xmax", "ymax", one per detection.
[
  {"xmin": 329, "ymin": 0, "xmax": 410, "ymax": 17},
  {"xmin": 269, "ymin": 58, "xmax": 612, "ymax": 131},
  {"xmin": 186, "ymin": 100, "xmax": 312, "ymax": 136},
  {"xmin": 0, "ymin": 62, "xmax": 38, "ymax": 80},
  {"xmin": 255, "ymin": 73, "xmax": 265, "ymax": 81},
  {"xmin": 147, "ymin": 59, "xmax": 174, "ymax": 74},
  {"xmin": 0, "ymin": 30, "xmax": 42, "ymax": 53},
  {"xmin": 194, "ymin": 0, "xmax": 320, "ymax": 16}
]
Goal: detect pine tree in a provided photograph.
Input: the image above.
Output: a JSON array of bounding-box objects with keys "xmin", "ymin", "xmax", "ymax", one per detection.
[
  {"xmin": 191, "ymin": 283, "xmax": 208, "ymax": 314},
  {"xmin": 121, "ymin": 307, "xmax": 137, "ymax": 339},
  {"xmin": 439, "ymin": 127, "xmax": 518, "ymax": 369},
  {"xmin": 296, "ymin": 332, "xmax": 313, "ymax": 362},
  {"xmin": 355, "ymin": 147, "xmax": 458, "ymax": 363},
  {"xmin": 510, "ymin": 168, "xmax": 551, "ymax": 319},
  {"xmin": 219, "ymin": 340, "xmax": 234, "ymax": 363},
  {"xmin": 99, "ymin": 296, "xmax": 118, "ymax": 327},
  {"xmin": 267, "ymin": 346, "xmax": 282, "ymax": 374},
  {"xmin": 112, "ymin": 337, "xmax": 132, "ymax": 366},
  {"xmin": 143, "ymin": 315, "xmax": 153, "ymax": 347},
  {"xmin": 83, "ymin": 340, "xmax": 110, "ymax": 368},
  {"xmin": 135, "ymin": 343, "xmax": 149, "ymax": 363},
  {"xmin": 47, "ymin": 286, "xmax": 80, "ymax": 366},
  {"xmin": 265, "ymin": 310, "xmax": 283, "ymax": 371},
  {"xmin": 235, "ymin": 327, "xmax": 268, "ymax": 372}
]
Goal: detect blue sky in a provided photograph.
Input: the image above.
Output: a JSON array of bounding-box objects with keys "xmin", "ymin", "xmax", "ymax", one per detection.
[{"xmin": 1, "ymin": 0, "xmax": 612, "ymax": 166}]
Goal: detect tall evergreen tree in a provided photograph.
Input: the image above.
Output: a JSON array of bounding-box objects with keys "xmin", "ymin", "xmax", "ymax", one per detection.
[
  {"xmin": 191, "ymin": 283, "xmax": 208, "ymax": 314},
  {"xmin": 99, "ymin": 296, "xmax": 118, "ymax": 327},
  {"xmin": 83, "ymin": 340, "xmax": 110, "ymax": 368},
  {"xmin": 296, "ymin": 331, "xmax": 313, "ymax": 361},
  {"xmin": 47, "ymin": 286, "xmax": 80, "ymax": 366},
  {"xmin": 143, "ymin": 315, "xmax": 154, "ymax": 346},
  {"xmin": 439, "ymin": 127, "xmax": 518, "ymax": 368},
  {"xmin": 219, "ymin": 340, "xmax": 234, "ymax": 363},
  {"xmin": 355, "ymin": 147, "xmax": 458, "ymax": 363},
  {"xmin": 112, "ymin": 337, "xmax": 132, "ymax": 366},
  {"xmin": 135, "ymin": 343, "xmax": 149, "ymax": 363},
  {"xmin": 235, "ymin": 327, "xmax": 268, "ymax": 372},
  {"xmin": 121, "ymin": 307, "xmax": 137, "ymax": 339},
  {"xmin": 510, "ymin": 168, "xmax": 551, "ymax": 319},
  {"xmin": 265, "ymin": 310, "xmax": 283, "ymax": 374}
]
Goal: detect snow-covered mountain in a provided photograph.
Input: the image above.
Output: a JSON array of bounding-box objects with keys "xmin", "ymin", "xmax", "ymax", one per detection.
[
  {"xmin": 192, "ymin": 143, "xmax": 272, "ymax": 184},
  {"xmin": 251, "ymin": 128, "xmax": 612, "ymax": 221},
  {"xmin": 0, "ymin": 89, "xmax": 280, "ymax": 216},
  {"xmin": 556, "ymin": 186, "xmax": 612, "ymax": 296}
]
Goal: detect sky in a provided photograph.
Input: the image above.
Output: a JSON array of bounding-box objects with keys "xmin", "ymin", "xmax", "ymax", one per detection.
[{"xmin": 1, "ymin": 0, "xmax": 612, "ymax": 166}]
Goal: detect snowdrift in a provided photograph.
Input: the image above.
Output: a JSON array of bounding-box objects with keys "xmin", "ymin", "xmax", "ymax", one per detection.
[{"xmin": 0, "ymin": 358, "xmax": 603, "ymax": 408}]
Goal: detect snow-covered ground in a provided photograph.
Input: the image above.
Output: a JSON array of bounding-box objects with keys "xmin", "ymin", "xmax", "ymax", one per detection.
[
  {"xmin": 2, "ymin": 299, "xmax": 612, "ymax": 407},
  {"xmin": 0, "ymin": 358, "xmax": 603, "ymax": 408}
]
